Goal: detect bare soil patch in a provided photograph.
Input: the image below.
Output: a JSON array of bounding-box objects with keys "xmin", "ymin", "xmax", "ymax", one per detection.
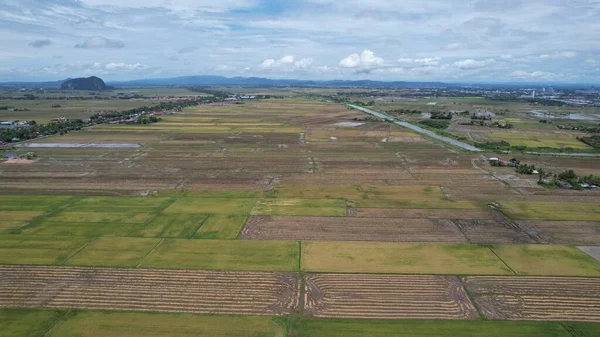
[
  {"xmin": 304, "ymin": 274, "xmax": 478, "ymax": 319},
  {"xmin": 2, "ymin": 158, "xmax": 37, "ymax": 164}
]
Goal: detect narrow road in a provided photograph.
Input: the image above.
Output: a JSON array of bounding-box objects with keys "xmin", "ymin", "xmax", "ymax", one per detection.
[{"xmin": 347, "ymin": 104, "xmax": 483, "ymax": 152}]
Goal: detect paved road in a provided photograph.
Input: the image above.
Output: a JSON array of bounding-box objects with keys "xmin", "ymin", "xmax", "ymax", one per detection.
[{"xmin": 347, "ymin": 104, "xmax": 483, "ymax": 152}]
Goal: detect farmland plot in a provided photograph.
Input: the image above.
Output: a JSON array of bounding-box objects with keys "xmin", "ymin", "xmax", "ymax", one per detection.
[
  {"xmin": 463, "ymin": 276, "xmax": 600, "ymax": 322},
  {"xmin": 304, "ymin": 274, "xmax": 478, "ymax": 319},
  {"xmin": 517, "ymin": 221, "xmax": 600, "ymax": 245},
  {"xmin": 347, "ymin": 208, "xmax": 494, "ymax": 219},
  {"xmin": 0, "ymin": 265, "xmax": 300, "ymax": 316},
  {"xmin": 242, "ymin": 216, "xmax": 467, "ymax": 242}
]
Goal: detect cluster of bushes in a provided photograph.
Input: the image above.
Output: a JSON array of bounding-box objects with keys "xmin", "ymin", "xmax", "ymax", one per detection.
[
  {"xmin": 0, "ymin": 119, "xmax": 86, "ymax": 143},
  {"xmin": 541, "ymin": 169, "xmax": 600, "ymax": 189},
  {"xmin": 577, "ymin": 135, "xmax": 600, "ymax": 149},
  {"xmin": 418, "ymin": 120, "xmax": 450, "ymax": 129},
  {"xmin": 387, "ymin": 108, "xmax": 422, "ymax": 114},
  {"xmin": 430, "ymin": 112, "xmax": 452, "ymax": 120},
  {"xmin": 475, "ymin": 140, "xmax": 511, "ymax": 150}
]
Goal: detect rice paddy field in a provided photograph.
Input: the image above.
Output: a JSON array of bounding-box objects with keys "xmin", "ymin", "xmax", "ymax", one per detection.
[{"xmin": 1, "ymin": 90, "xmax": 600, "ymax": 336}]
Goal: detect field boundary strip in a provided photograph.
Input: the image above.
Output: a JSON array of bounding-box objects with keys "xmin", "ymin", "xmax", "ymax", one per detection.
[
  {"xmin": 59, "ymin": 238, "xmax": 98, "ymax": 266},
  {"xmin": 485, "ymin": 246, "xmax": 518, "ymax": 275},
  {"xmin": 136, "ymin": 238, "xmax": 165, "ymax": 268},
  {"xmin": 40, "ymin": 310, "xmax": 72, "ymax": 337}
]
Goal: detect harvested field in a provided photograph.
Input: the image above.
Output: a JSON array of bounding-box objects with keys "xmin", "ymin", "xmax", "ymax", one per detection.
[
  {"xmin": 242, "ymin": 216, "xmax": 467, "ymax": 242},
  {"xmin": 451, "ymin": 219, "xmax": 536, "ymax": 244},
  {"xmin": 0, "ymin": 265, "xmax": 300, "ymax": 316},
  {"xmin": 518, "ymin": 221, "xmax": 600, "ymax": 245},
  {"xmin": 463, "ymin": 276, "xmax": 600, "ymax": 322},
  {"xmin": 304, "ymin": 274, "xmax": 478, "ymax": 319},
  {"xmin": 347, "ymin": 208, "xmax": 493, "ymax": 219}
]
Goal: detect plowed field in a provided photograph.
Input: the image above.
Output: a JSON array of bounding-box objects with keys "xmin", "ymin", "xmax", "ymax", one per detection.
[
  {"xmin": 304, "ymin": 274, "xmax": 478, "ymax": 319},
  {"xmin": 462, "ymin": 276, "xmax": 600, "ymax": 322},
  {"xmin": 0, "ymin": 265, "xmax": 300, "ymax": 316}
]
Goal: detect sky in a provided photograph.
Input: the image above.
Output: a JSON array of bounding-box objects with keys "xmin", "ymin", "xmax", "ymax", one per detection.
[{"xmin": 0, "ymin": 0, "xmax": 599, "ymax": 83}]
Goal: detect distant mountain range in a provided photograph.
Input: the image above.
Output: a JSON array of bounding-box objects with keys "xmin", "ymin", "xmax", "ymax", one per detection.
[
  {"xmin": 107, "ymin": 75, "xmax": 451, "ymax": 88},
  {"xmin": 0, "ymin": 75, "xmax": 595, "ymax": 88}
]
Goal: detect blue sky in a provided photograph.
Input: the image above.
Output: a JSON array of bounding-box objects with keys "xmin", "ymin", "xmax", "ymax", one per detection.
[{"xmin": 1, "ymin": 0, "xmax": 599, "ymax": 82}]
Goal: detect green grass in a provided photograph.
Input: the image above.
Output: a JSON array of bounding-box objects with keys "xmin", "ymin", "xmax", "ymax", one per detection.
[
  {"xmin": 252, "ymin": 199, "xmax": 347, "ymax": 216},
  {"xmin": 0, "ymin": 195, "xmax": 73, "ymax": 211},
  {"xmin": 500, "ymin": 202, "xmax": 600, "ymax": 221},
  {"xmin": 45, "ymin": 311, "xmax": 285, "ymax": 337},
  {"xmin": 141, "ymin": 239, "xmax": 299, "ymax": 272},
  {"xmin": 2, "ymin": 211, "xmax": 46, "ymax": 221},
  {"xmin": 0, "ymin": 220, "xmax": 28, "ymax": 233},
  {"xmin": 194, "ymin": 215, "xmax": 248, "ymax": 239},
  {"xmin": 486, "ymin": 132, "xmax": 590, "ymax": 149},
  {"xmin": 490, "ymin": 244, "xmax": 600, "ymax": 277},
  {"xmin": 134, "ymin": 213, "xmax": 208, "ymax": 238},
  {"xmin": 44, "ymin": 211, "xmax": 154, "ymax": 224},
  {"xmin": 0, "ymin": 235, "xmax": 90, "ymax": 265},
  {"xmin": 17, "ymin": 221, "xmax": 144, "ymax": 237},
  {"xmin": 302, "ymin": 242, "xmax": 513, "ymax": 275},
  {"xmin": 163, "ymin": 198, "xmax": 256, "ymax": 215},
  {"xmin": 297, "ymin": 319, "xmax": 573, "ymax": 337},
  {"xmin": 67, "ymin": 196, "xmax": 172, "ymax": 212},
  {"xmin": 65, "ymin": 237, "xmax": 161, "ymax": 267},
  {"xmin": 562, "ymin": 322, "xmax": 600, "ymax": 337},
  {"xmin": 4, "ymin": 308, "xmax": 600, "ymax": 337},
  {"xmin": 0, "ymin": 309, "xmax": 65, "ymax": 337}
]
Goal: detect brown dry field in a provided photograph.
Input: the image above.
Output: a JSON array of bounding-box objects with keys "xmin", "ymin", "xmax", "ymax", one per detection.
[
  {"xmin": 241, "ymin": 214, "xmax": 563, "ymax": 244},
  {"xmin": 304, "ymin": 274, "xmax": 478, "ymax": 320},
  {"xmin": 462, "ymin": 276, "xmax": 600, "ymax": 322},
  {"xmin": 0, "ymin": 265, "xmax": 300, "ymax": 316},
  {"xmin": 517, "ymin": 221, "xmax": 600, "ymax": 245},
  {"xmin": 348, "ymin": 208, "xmax": 494, "ymax": 219},
  {"xmin": 242, "ymin": 215, "xmax": 466, "ymax": 242}
]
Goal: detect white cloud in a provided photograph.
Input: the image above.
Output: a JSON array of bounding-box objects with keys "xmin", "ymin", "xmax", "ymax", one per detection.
[
  {"xmin": 79, "ymin": 0, "xmax": 257, "ymax": 12},
  {"xmin": 259, "ymin": 56, "xmax": 316, "ymax": 71},
  {"xmin": 104, "ymin": 62, "xmax": 148, "ymax": 71},
  {"xmin": 339, "ymin": 50, "xmax": 384, "ymax": 69},
  {"xmin": 260, "ymin": 55, "xmax": 295, "ymax": 70},
  {"xmin": 294, "ymin": 58, "xmax": 314, "ymax": 69},
  {"xmin": 398, "ymin": 57, "xmax": 441, "ymax": 67},
  {"xmin": 75, "ymin": 36, "xmax": 124, "ymax": 49},
  {"xmin": 539, "ymin": 51, "xmax": 578, "ymax": 60},
  {"xmin": 454, "ymin": 59, "xmax": 494, "ymax": 69},
  {"xmin": 510, "ymin": 70, "xmax": 557, "ymax": 80}
]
